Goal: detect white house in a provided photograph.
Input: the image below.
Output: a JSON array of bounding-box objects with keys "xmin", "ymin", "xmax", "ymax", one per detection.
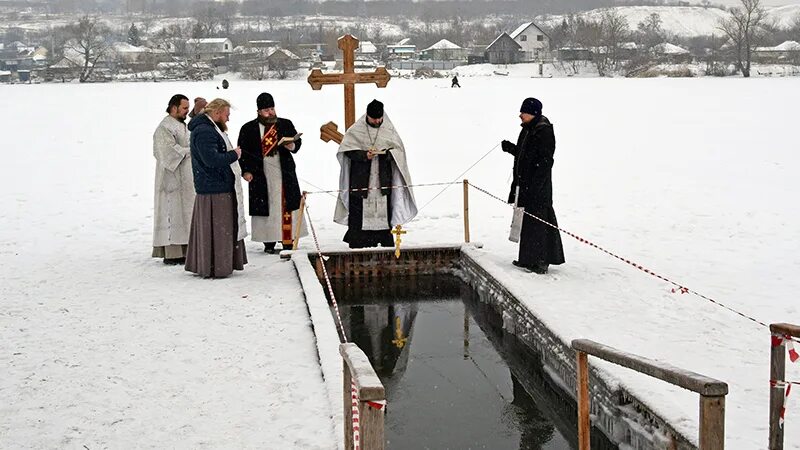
[
  {"xmin": 186, "ymin": 38, "xmax": 233, "ymax": 56},
  {"xmin": 509, "ymin": 22, "xmax": 551, "ymax": 61}
]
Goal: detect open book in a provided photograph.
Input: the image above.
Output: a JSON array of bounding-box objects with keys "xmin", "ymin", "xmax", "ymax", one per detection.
[
  {"xmin": 277, "ymin": 132, "xmax": 302, "ymax": 147},
  {"xmin": 369, "ymin": 147, "xmax": 393, "ymax": 155}
]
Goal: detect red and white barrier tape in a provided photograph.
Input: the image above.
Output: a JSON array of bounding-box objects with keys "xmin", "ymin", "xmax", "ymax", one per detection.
[
  {"xmin": 772, "ymin": 334, "xmax": 800, "ymax": 362},
  {"xmin": 771, "ymin": 380, "xmax": 796, "ymax": 427},
  {"xmin": 304, "ymin": 204, "xmax": 348, "ymax": 343},
  {"xmin": 467, "ymin": 182, "xmax": 776, "ymax": 332},
  {"xmin": 350, "ymin": 380, "xmax": 387, "ymax": 450}
]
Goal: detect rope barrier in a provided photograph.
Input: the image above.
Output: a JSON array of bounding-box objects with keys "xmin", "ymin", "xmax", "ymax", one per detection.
[
  {"xmin": 466, "ymin": 181, "xmax": 780, "ymax": 333},
  {"xmin": 303, "ymin": 203, "xmax": 348, "ymax": 344},
  {"xmin": 304, "ymin": 181, "xmax": 460, "ymax": 195}
]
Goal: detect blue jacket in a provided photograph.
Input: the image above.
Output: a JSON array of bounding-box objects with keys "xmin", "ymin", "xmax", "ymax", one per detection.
[{"xmin": 188, "ymin": 114, "xmax": 239, "ymax": 194}]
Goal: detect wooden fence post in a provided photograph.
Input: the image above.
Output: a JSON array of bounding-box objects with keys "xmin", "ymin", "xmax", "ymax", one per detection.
[
  {"xmin": 699, "ymin": 395, "xmax": 725, "ymax": 450},
  {"xmin": 463, "ymin": 179, "xmax": 470, "ymax": 243},
  {"xmin": 576, "ymin": 350, "xmax": 590, "ymax": 450},
  {"xmin": 343, "ymin": 364, "xmax": 354, "ymax": 450}
]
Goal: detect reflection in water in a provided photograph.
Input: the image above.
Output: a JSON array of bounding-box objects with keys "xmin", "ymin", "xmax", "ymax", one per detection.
[{"xmin": 330, "ymin": 275, "xmax": 619, "ymax": 450}]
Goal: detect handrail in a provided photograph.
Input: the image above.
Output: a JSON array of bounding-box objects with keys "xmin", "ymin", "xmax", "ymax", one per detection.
[{"xmin": 571, "ymin": 339, "xmax": 727, "ymax": 450}]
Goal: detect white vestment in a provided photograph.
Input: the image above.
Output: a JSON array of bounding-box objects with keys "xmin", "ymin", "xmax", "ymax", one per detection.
[
  {"xmin": 152, "ymin": 115, "xmax": 195, "ymax": 248},
  {"xmin": 334, "ymin": 114, "xmax": 418, "ymax": 228},
  {"xmin": 209, "ymin": 117, "xmax": 248, "ymax": 242},
  {"xmin": 251, "ymin": 123, "xmax": 308, "ymax": 243}
]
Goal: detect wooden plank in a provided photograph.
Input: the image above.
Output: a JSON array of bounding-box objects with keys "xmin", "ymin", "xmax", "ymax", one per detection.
[
  {"xmin": 307, "ymin": 69, "xmax": 391, "ymax": 88},
  {"xmin": 340, "ymin": 343, "xmax": 385, "ymax": 401},
  {"xmin": 344, "ymin": 82, "xmax": 355, "ymax": 130},
  {"xmin": 320, "ymin": 121, "xmax": 343, "ymax": 144},
  {"xmin": 292, "ymin": 193, "xmax": 306, "ymax": 250},
  {"xmin": 699, "ymin": 395, "xmax": 725, "ymax": 450},
  {"xmin": 572, "ymin": 339, "xmax": 728, "ymax": 396},
  {"xmin": 576, "ymin": 350, "xmax": 590, "ymax": 450},
  {"xmin": 344, "ymin": 364, "xmax": 353, "ymax": 450},
  {"xmin": 770, "ymin": 323, "xmax": 800, "ymax": 338},
  {"xmin": 359, "ymin": 398, "xmax": 385, "ymax": 450},
  {"xmin": 463, "ymin": 179, "xmax": 470, "ymax": 243},
  {"xmin": 769, "ymin": 336, "xmax": 786, "ymax": 449}
]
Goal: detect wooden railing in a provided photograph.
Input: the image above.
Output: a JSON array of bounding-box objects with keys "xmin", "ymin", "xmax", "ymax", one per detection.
[
  {"xmin": 572, "ymin": 339, "xmax": 728, "ymax": 450},
  {"xmin": 340, "ymin": 343, "xmax": 386, "ymax": 450},
  {"xmin": 769, "ymin": 322, "xmax": 800, "ymax": 449}
]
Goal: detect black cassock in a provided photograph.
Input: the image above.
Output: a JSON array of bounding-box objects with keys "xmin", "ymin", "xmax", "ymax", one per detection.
[
  {"xmin": 506, "ymin": 115, "xmax": 565, "ymax": 268},
  {"xmin": 343, "ymin": 150, "xmax": 394, "ymax": 248}
]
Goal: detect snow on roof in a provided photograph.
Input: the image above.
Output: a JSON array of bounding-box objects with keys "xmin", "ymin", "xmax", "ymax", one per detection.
[
  {"xmin": 0, "ymin": 70, "xmax": 11, "ymax": 76},
  {"xmin": 653, "ymin": 43, "xmax": 689, "ymax": 54},
  {"xmin": 774, "ymin": 40, "xmax": 800, "ymax": 51},
  {"xmin": 422, "ymin": 39, "xmax": 461, "ymax": 52},
  {"xmin": 510, "ymin": 22, "xmax": 532, "ymax": 40},
  {"xmin": 486, "ymin": 32, "xmax": 521, "ymax": 50},
  {"xmin": 619, "ymin": 42, "xmax": 638, "ymax": 50},
  {"xmin": 187, "ymin": 38, "xmax": 231, "ymax": 44},
  {"xmin": 113, "ymin": 42, "xmax": 151, "ymax": 53},
  {"xmin": 396, "ymin": 38, "xmax": 412, "ymax": 45},
  {"xmin": 359, "ymin": 41, "xmax": 378, "ymax": 54}
]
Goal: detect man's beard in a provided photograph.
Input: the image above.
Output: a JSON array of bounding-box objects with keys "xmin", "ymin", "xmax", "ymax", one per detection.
[
  {"xmin": 367, "ymin": 119, "xmax": 382, "ymax": 129},
  {"xmin": 258, "ymin": 115, "xmax": 277, "ymax": 125},
  {"xmin": 214, "ymin": 121, "xmax": 227, "ymax": 132}
]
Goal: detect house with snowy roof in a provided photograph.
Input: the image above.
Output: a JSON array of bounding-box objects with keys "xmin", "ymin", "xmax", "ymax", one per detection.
[
  {"xmin": 509, "ymin": 22, "xmax": 551, "ymax": 61},
  {"xmin": 420, "ymin": 39, "xmax": 468, "ymax": 61}
]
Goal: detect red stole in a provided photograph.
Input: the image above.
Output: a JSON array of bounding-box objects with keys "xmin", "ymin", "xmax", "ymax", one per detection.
[
  {"xmin": 261, "ymin": 124, "xmax": 278, "ymax": 157},
  {"xmin": 262, "ymin": 124, "xmax": 293, "ymax": 245}
]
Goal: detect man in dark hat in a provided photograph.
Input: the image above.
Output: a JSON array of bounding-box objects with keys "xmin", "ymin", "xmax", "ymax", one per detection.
[
  {"xmin": 501, "ymin": 97, "xmax": 565, "ymax": 274},
  {"xmin": 237, "ymin": 92, "xmax": 307, "ymax": 253},
  {"xmin": 334, "ymin": 100, "xmax": 417, "ymax": 248}
]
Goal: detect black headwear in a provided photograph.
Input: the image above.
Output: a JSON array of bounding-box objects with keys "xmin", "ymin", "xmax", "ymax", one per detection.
[
  {"xmin": 520, "ymin": 97, "xmax": 542, "ymax": 116},
  {"xmin": 366, "ymin": 99, "xmax": 384, "ymax": 119},
  {"xmin": 257, "ymin": 92, "xmax": 275, "ymax": 110}
]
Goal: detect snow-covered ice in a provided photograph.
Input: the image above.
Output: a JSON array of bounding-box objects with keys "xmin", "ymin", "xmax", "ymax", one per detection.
[{"xmin": 1, "ymin": 76, "xmax": 799, "ymax": 448}]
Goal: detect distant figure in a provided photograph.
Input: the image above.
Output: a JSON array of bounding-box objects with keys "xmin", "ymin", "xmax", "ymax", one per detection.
[
  {"xmin": 152, "ymin": 94, "xmax": 195, "ymax": 265},
  {"xmin": 501, "ymin": 97, "xmax": 565, "ymax": 274},
  {"xmin": 334, "ymin": 100, "xmax": 417, "ymax": 248},
  {"xmin": 451, "ymin": 75, "xmax": 461, "ymax": 88},
  {"xmin": 222, "ymin": 79, "xmax": 229, "ymax": 89}
]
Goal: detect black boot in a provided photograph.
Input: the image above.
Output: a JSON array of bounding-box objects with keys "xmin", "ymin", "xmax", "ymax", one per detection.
[
  {"xmin": 163, "ymin": 257, "xmax": 185, "ymax": 265},
  {"xmin": 531, "ymin": 264, "xmax": 549, "ymax": 274},
  {"xmin": 263, "ymin": 242, "xmax": 277, "ymax": 254},
  {"xmin": 512, "ymin": 260, "xmax": 533, "ymax": 272}
]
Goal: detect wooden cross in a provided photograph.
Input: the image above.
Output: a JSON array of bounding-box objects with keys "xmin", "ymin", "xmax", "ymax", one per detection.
[
  {"xmin": 391, "ymin": 224, "xmax": 406, "ymax": 259},
  {"xmin": 307, "ymin": 34, "xmax": 391, "ymax": 132}
]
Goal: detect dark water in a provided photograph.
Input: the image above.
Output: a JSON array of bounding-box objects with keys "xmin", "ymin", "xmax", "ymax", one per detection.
[{"xmin": 330, "ymin": 275, "xmax": 617, "ymax": 450}]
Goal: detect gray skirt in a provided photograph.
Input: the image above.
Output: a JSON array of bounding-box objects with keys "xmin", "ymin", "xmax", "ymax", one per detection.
[{"xmin": 185, "ymin": 192, "xmax": 247, "ymax": 278}]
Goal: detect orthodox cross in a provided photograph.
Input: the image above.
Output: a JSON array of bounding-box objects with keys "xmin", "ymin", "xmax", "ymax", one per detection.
[
  {"xmin": 392, "ymin": 316, "xmax": 408, "ymax": 349},
  {"xmin": 391, "ymin": 224, "xmax": 406, "ymax": 259},
  {"xmin": 307, "ymin": 34, "xmax": 391, "ymax": 134}
]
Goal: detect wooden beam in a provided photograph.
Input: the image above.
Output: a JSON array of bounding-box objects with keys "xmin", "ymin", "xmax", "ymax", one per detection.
[
  {"xmin": 340, "ymin": 343, "xmax": 385, "ymax": 401},
  {"xmin": 307, "ymin": 67, "xmax": 391, "ymax": 90},
  {"xmin": 463, "ymin": 179, "xmax": 470, "ymax": 243},
  {"xmin": 343, "ymin": 364, "xmax": 353, "ymax": 450},
  {"xmin": 292, "ymin": 193, "xmax": 306, "ymax": 250},
  {"xmin": 572, "ymin": 339, "xmax": 728, "ymax": 396},
  {"xmin": 770, "ymin": 323, "xmax": 800, "ymax": 338}
]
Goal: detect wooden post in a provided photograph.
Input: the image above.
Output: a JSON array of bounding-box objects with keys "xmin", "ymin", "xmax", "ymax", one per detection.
[
  {"xmin": 359, "ymin": 398, "xmax": 385, "ymax": 450},
  {"xmin": 463, "ymin": 179, "xmax": 470, "ymax": 243},
  {"xmin": 576, "ymin": 350, "xmax": 590, "ymax": 450},
  {"xmin": 343, "ymin": 364, "xmax": 354, "ymax": 450},
  {"xmin": 768, "ymin": 323, "xmax": 800, "ymax": 449},
  {"xmin": 292, "ymin": 192, "xmax": 307, "ymax": 250},
  {"xmin": 699, "ymin": 395, "xmax": 725, "ymax": 450}
]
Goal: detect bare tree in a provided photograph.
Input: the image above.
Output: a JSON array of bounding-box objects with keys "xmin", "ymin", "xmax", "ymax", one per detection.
[
  {"xmin": 64, "ymin": 16, "xmax": 111, "ymax": 83},
  {"xmin": 601, "ymin": 9, "xmax": 630, "ymax": 72},
  {"xmin": 718, "ymin": 0, "xmax": 768, "ymax": 77}
]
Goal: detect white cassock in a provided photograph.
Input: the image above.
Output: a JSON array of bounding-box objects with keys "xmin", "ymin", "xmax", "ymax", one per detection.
[
  {"xmin": 152, "ymin": 115, "xmax": 195, "ymax": 258},
  {"xmin": 251, "ymin": 122, "xmax": 308, "ymax": 244}
]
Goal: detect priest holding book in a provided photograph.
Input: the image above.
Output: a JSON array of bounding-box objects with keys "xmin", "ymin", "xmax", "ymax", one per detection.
[
  {"xmin": 335, "ymin": 100, "xmax": 417, "ymax": 248},
  {"xmin": 238, "ymin": 92, "xmax": 307, "ymax": 253}
]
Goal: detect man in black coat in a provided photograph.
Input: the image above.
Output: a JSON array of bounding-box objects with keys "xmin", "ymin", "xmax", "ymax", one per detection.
[
  {"xmin": 238, "ymin": 92, "xmax": 306, "ymax": 253},
  {"xmin": 501, "ymin": 97, "xmax": 565, "ymax": 274}
]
